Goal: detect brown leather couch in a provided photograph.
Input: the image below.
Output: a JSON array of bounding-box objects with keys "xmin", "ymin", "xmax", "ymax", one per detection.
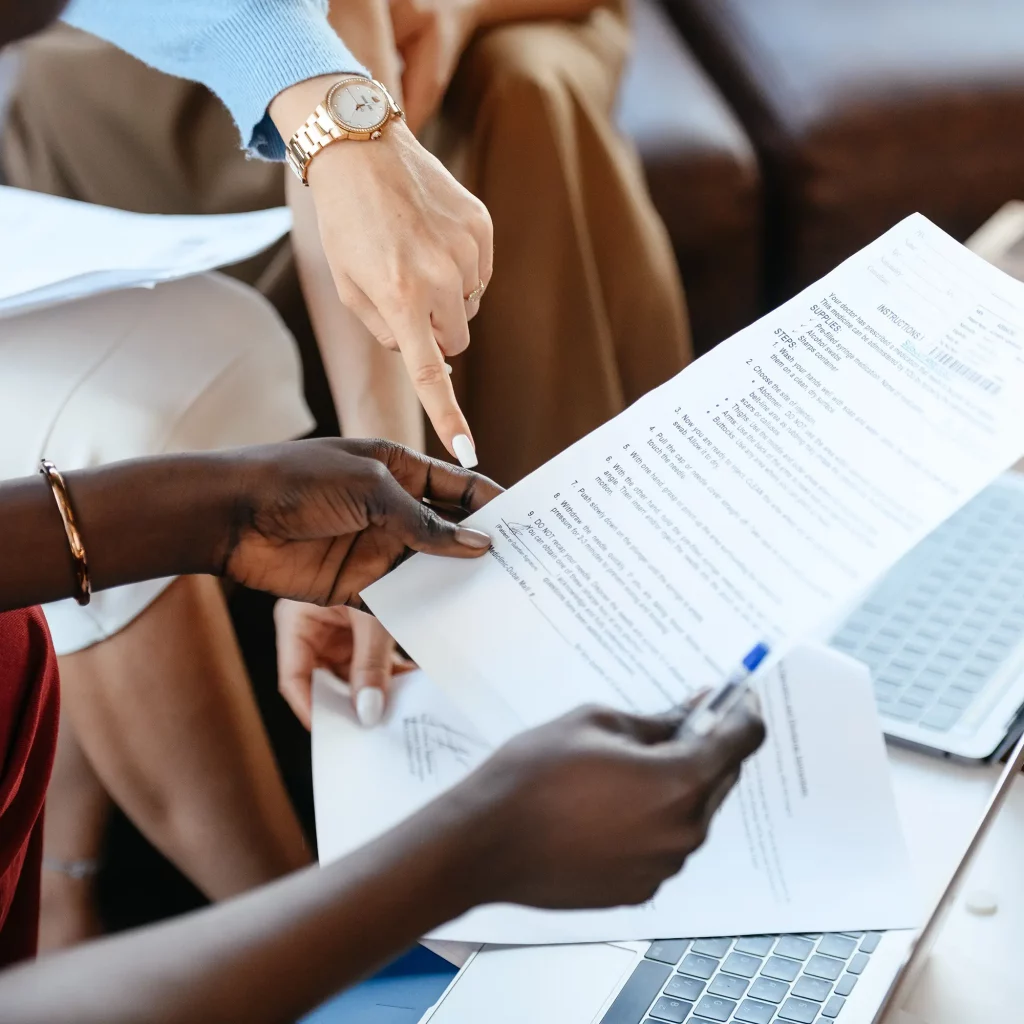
[
  {"xmin": 618, "ymin": 0, "xmax": 762, "ymax": 353},
  {"xmin": 663, "ymin": 0, "xmax": 1024, "ymax": 302}
]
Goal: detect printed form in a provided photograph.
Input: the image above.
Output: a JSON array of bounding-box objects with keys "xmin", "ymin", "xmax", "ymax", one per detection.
[
  {"xmin": 365, "ymin": 214, "xmax": 1024, "ymax": 745},
  {"xmin": 312, "ymin": 647, "xmax": 917, "ymax": 942}
]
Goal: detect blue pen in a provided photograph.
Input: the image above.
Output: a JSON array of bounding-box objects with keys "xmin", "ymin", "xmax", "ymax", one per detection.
[{"xmin": 681, "ymin": 642, "xmax": 771, "ymax": 738}]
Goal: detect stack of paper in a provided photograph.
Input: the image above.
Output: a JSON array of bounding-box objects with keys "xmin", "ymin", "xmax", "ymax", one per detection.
[
  {"xmin": 311, "ymin": 213, "xmax": 1024, "ymax": 944},
  {"xmin": 0, "ymin": 185, "xmax": 291, "ymax": 318}
]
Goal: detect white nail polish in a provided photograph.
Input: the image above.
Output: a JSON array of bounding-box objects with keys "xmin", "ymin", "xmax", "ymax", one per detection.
[
  {"xmin": 445, "ymin": 363, "xmax": 454, "ymax": 375},
  {"xmin": 452, "ymin": 433, "xmax": 478, "ymax": 469},
  {"xmin": 356, "ymin": 687, "xmax": 385, "ymax": 728}
]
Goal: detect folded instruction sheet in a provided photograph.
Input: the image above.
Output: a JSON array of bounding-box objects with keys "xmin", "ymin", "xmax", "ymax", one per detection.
[
  {"xmin": 365, "ymin": 214, "xmax": 1024, "ymax": 746},
  {"xmin": 312, "ymin": 645, "xmax": 917, "ymax": 943}
]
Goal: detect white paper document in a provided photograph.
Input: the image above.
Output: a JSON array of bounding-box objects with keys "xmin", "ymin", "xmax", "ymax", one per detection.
[
  {"xmin": 312, "ymin": 645, "xmax": 917, "ymax": 943},
  {"xmin": 0, "ymin": 186, "xmax": 291, "ymax": 317},
  {"xmin": 365, "ymin": 214, "xmax": 1024, "ymax": 745}
]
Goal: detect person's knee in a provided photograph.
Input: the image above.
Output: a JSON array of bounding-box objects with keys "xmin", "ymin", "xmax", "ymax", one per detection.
[
  {"xmin": 145, "ymin": 272, "xmax": 301, "ymax": 392},
  {"xmin": 38, "ymin": 272, "xmax": 311, "ymax": 463},
  {"xmin": 148, "ymin": 273, "xmax": 312, "ymax": 450},
  {"xmin": 456, "ymin": 12, "xmax": 626, "ymax": 120},
  {"xmin": 465, "ymin": 26, "xmax": 572, "ymax": 111}
]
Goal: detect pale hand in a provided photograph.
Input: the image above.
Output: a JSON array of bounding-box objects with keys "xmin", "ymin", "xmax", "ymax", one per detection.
[
  {"xmin": 275, "ymin": 601, "xmax": 413, "ymax": 729},
  {"xmin": 270, "ymin": 81, "xmax": 493, "ymax": 464}
]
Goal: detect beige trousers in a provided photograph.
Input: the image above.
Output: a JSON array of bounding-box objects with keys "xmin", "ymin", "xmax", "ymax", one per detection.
[{"xmin": 2, "ymin": 9, "xmax": 690, "ymax": 485}]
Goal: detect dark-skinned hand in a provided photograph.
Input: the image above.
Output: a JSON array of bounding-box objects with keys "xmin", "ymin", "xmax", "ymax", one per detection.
[
  {"xmin": 456, "ymin": 697, "xmax": 766, "ymax": 909},
  {"xmin": 221, "ymin": 438, "xmax": 502, "ymax": 604}
]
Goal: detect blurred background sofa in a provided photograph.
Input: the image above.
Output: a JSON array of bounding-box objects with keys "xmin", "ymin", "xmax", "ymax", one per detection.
[{"xmin": 661, "ymin": 0, "xmax": 1024, "ymax": 304}]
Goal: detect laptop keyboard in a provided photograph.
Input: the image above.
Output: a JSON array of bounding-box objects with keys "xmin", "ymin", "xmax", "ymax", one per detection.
[
  {"xmin": 830, "ymin": 475, "xmax": 1024, "ymax": 733},
  {"xmin": 599, "ymin": 932, "xmax": 880, "ymax": 1023}
]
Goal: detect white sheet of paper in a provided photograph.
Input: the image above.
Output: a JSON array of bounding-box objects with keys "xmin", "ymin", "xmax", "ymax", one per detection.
[
  {"xmin": 364, "ymin": 214, "xmax": 1024, "ymax": 746},
  {"xmin": 0, "ymin": 186, "xmax": 291, "ymax": 317},
  {"xmin": 312, "ymin": 644, "xmax": 917, "ymax": 944}
]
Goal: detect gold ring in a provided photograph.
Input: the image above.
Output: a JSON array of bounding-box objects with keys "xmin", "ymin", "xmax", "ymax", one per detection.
[{"xmin": 465, "ymin": 280, "xmax": 486, "ymax": 304}]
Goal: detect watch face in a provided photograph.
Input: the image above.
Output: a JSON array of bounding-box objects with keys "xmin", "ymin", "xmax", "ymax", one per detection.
[{"xmin": 327, "ymin": 81, "xmax": 389, "ymax": 131}]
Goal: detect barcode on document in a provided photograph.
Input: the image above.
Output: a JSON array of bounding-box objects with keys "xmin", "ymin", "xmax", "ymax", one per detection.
[{"xmin": 927, "ymin": 347, "xmax": 1002, "ymax": 394}]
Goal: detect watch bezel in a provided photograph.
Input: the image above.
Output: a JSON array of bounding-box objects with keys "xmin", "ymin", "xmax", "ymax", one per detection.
[{"xmin": 325, "ymin": 77, "xmax": 392, "ymax": 134}]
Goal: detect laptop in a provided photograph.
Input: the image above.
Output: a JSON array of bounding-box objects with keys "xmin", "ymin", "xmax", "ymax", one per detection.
[
  {"xmin": 421, "ymin": 727, "xmax": 1024, "ymax": 1024},
  {"xmin": 829, "ymin": 471, "xmax": 1024, "ymax": 763}
]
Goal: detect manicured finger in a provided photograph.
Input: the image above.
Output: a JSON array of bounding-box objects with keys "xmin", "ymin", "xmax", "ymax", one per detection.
[
  {"xmin": 380, "ymin": 472, "xmax": 493, "ymax": 556},
  {"xmin": 389, "ymin": 307, "xmax": 476, "ymax": 464},
  {"xmin": 349, "ymin": 612, "xmax": 397, "ymax": 728}
]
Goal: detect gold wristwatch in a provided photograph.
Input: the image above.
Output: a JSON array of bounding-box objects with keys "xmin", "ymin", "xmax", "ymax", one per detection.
[{"xmin": 285, "ymin": 76, "xmax": 404, "ymax": 185}]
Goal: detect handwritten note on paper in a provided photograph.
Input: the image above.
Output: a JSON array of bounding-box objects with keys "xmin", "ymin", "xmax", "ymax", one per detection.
[
  {"xmin": 312, "ymin": 648, "xmax": 917, "ymax": 944},
  {"xmin": 311, "ymin": 669, "xmax": 490, "ymax": 876},
  {"xmin": 403, "ymin": 713, "xmax": 489, "ymax": 783},
  {"xmin": 364, "ymin": 215, "xmax": 1024, "ymax": 743}
]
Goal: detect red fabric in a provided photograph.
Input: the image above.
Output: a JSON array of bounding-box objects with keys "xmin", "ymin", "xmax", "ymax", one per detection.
[{"xmin": 0, "ymin": 608, "xmax": 59, "ymax": 968}]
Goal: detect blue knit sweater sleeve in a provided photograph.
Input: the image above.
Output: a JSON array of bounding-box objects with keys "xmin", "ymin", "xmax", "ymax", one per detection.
[{"xmin": 62, "ymin": 0, "xmax": 369, "ymax": 160}]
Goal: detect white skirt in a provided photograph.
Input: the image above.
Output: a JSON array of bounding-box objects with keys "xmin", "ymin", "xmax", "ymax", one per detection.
[{"xmin": 0, "ymin": 272, "xmax": 315, "ymax": 654}]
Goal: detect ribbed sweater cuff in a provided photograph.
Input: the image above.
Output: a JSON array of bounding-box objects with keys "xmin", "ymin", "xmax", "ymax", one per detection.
[{"xmin": 195, "ymin": 0, "xmax": 369, "ymax": 160}]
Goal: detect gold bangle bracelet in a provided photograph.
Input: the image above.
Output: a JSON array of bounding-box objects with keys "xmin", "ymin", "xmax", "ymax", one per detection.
[{"xmin": 39, "ymin": 459, "xmax": 91, "ymax": 606}]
